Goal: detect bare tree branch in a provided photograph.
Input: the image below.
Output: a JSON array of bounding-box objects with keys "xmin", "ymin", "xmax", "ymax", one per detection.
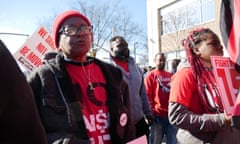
[{"xmin": 38, "ymin": 0, "xmax": 149, "ymax": 66}]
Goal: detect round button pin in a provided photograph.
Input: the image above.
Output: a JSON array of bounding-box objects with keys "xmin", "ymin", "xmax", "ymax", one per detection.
[{"xmin": 120, "ymin": 113, "xmax": 128, "ymax": 127}]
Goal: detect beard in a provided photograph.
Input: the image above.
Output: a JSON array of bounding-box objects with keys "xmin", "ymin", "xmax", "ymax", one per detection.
[
  {"xmin": 112, "ymin": 48, "xmax": 129, "ymax": 61},
  {"xmin": 158, "ymin": 64, "xmax": 165, "ymax": 70}
]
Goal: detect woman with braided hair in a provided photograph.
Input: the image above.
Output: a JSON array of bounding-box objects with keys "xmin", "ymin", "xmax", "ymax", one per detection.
[{"xmin": 168, "ymin": 28, "xmax": 240, "ymax": 144}]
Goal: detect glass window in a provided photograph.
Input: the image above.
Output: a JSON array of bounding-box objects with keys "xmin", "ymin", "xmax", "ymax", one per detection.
[
  {"xmin": 202, "ymin": 0, "xmax": 215, "ymax": 22},
  {"xmin": 162, "ymin": 13, "xmax": 175, "ymax": 34},
  {"xmin": 161, "ymin": 15, "xmax": 168, "ymax": 34},
  {"xmin": 176, "ymin": 7, "xmax": 187, "ymax": 30},
  {"xmin": 187, "ymin": 2, "xmax": 201, "ymax": 27},
  {"xmin": 160, "ymin": 0, "xmax": 215, "ymax": 35}
]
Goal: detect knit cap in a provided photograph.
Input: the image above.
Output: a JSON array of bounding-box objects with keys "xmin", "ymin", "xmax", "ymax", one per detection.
[{"xmin": 51, "ymin": 10, "xmax": 91, "ymax": 48}]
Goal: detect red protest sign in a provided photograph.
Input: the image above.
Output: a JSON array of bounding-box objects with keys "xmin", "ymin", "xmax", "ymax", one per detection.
[{"xmin": 211, "ymin": 56, "xmax": 240, "ymax": 115}]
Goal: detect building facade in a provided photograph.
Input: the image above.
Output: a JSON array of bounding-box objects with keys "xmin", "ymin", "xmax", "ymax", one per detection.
[{"xmin": 146, "ymin": 0, "xmax": 223, "ymax": 70}]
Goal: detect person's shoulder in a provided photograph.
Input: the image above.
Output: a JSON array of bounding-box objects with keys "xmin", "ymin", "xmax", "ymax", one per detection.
[
  {"xmin": 144, "ymin": 69, "xmax": 156, "ymax": 79},
  {"xmin": 94, "ymin": 57, "xmax": 112, "ymax": 66},
  {"xmin": 105, "ymin": 62, "xmax": 122, "ymax": 73},
  {"xmin": 176, "ymin": 67, "xmax": 192, "ymax": 74},
  {"xmin": 172, "ymin": 67, "xmax": 193, "ymax": 81},
  {"xmin": 32, "ymin": 55, "xmax": 60, "ymax": 74},
  {"xmin": 93, "ymin": 58, "xmax": 124, "ymax": 82},
  {"xmin": 94, "ymin": 57, "xmax": 121, "ymax": 71},
  {"xmin": 146, "ymin": 68, "xmax": 157, "ymax": 75},
  {"xmin": 28, "ymin": 64, "xmax": 51, "ymax": 77}
]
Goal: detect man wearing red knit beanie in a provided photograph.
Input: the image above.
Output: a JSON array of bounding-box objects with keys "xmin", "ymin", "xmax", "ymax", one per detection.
[{"xmin": 27, "ymin": 10, "xmax": 135, "ymax": 144}]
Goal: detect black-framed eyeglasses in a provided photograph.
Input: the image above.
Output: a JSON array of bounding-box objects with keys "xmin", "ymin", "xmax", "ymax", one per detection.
[{"xmin": 59, "ymin": 25, "xmax": 93, "ymax": 36}]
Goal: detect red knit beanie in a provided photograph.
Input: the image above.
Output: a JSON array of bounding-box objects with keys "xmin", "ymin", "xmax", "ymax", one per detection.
[{"xmin": 52, "ymin": 10, "xmax": 91, "ymax": 48}]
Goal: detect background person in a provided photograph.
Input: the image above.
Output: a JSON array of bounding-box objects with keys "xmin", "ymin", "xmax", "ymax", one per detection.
[
  {"xmin": 170, "ymin": 58, "xmax": 181, "ymax": 74},
  {"xmin": 27, "ymin": 10, "xmax": 135, "ymax": 144},
  {"xmin": 0, "ymin": 39, "xmax": 47, "ymax": 144},
  {"xmin": 108, "ymin": 36, "xmax": 153, "ymax": 141},
  {"xmin": 144, "ymin": 53, "xmax": 177, "ymax": 144},
  {"xmin": 168, "ymin": 28, "xmax": 240, "ymax": 144}
]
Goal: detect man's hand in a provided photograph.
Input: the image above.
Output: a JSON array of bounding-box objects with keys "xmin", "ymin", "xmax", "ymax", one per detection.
[{"xmin": 145, "ymin": 115, "xmax": 154, "ymax": 125}]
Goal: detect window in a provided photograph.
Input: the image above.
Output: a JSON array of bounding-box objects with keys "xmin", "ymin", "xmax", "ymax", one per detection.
[
  {"xmin": 176, "ymin": 7, "xmax": 187, "ymax": 29},
  {"xmin": 202, "ymin": 0, "xmax": 215, "ymax": 22},
  {"xmin": 162, "ymin": 12, "xmax": 175, "ymax": 34},
  {"xmin": 187, "ymin": 2, "xmax": 200, "ymax": 27},
  {"xmin": 160, "ymin": 0, "xmax": 215, "ymax": 35}
]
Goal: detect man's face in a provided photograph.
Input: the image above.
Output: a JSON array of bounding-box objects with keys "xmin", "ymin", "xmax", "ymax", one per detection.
[
  {"xmin": 110, "ymin": 38, "xmax": 129, "ymax": 61},
  {"xmin": 155, "ymin": 54, "xmax": 166, "ymax": 70},
  {"xmin": 58, "ymin": 16, "xmax": 93, "ymax": 60}
]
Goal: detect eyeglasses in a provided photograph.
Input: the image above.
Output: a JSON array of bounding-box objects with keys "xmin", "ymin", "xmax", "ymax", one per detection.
[{"xmin": 59, "ymin": 25, "xmax": 92, "ymax": 36}]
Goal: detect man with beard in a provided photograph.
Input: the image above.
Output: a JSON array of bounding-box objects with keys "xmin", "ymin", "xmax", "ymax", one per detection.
[
  {"xmin": 144, "ymin": 53, "xmax": 177, "ymax": 144},
  {"xmin": 108, "ymin": 36, "xmax": 153, "ymax": 141}
]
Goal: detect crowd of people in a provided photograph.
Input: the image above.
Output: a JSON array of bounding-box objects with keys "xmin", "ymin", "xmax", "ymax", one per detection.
[{"xmin": 1, "ymin": 9, "xmax": 240, "ymax": 144}]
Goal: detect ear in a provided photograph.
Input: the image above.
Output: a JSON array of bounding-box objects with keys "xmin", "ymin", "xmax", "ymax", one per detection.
[
  {"xmin": 110, "ymin": 43, "xmax": 114, "ymax": 52},
  {"xmin": 192, "ymin": 47, "xmax": 201, "ymax": 56},
  {"xmin": 90, "ymin": 32, "xmax": 94, "ymax": 42}
]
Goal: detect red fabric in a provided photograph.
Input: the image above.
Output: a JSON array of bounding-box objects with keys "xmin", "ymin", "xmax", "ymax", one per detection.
[
  {"xmin": 169, "ymin": 68, "xmax": 214, "ymax": 114},
  {"xmin": 144, "ymin": 69, "xmax": 172, "ymax": 117},
  {"xmin": 52, "ymin": 10, "xmax": 91, "ymax": 48},
  {"xmin": 65, "ymin": 62, "xmax": 110, "ymax": 144},
  {"xmin": 220, "ymin": 0, "xmax": 240, "ymax": 65},
  {"xmin": 113, "ymin": 59, "xmax": 129, "ymax": 73},
  {"xmin": 220, "ymin": 0, "xmax": 240, "ymax": 118}
]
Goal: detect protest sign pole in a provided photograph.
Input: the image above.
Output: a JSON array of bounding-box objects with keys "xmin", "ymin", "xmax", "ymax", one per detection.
[{"xmin": 0, "ymin": 32, "xmax": 29, "ymax": 37}]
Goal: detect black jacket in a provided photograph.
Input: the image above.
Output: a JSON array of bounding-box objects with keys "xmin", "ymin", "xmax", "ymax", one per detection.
[
  {"xmin": 0, "ymin": 39, "xmax": 47, "ymax": 144},
  {"xmin": 27, "ymin": 54, "xmax": 135, "ymax": 144}
]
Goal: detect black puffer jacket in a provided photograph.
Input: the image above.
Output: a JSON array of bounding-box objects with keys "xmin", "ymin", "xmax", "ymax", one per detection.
[{"xmin": 27, "ymin": 53, "xmax": 135, "ymax": 144}]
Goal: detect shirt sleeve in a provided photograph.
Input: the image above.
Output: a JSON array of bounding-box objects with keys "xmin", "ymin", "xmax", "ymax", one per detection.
[
  {"xmin": 144, "ymin": 71, "xmax": 155, "ymax": 111},
  {"xmin": 169, "ymin": 68, "xmax": 195, "ymax": 108},
  {"xmin": 168, "ymin": 102, "xmax": 226, "ymax": 132},
  {"xmin": 139, "ymin": 73, "xmax": 152, "ymax": 116}
]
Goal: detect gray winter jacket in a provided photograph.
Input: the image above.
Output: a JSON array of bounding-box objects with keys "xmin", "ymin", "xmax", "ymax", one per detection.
[{"xmin": 106, "ymin": 56, "xmax": 152, "ymax": 123}]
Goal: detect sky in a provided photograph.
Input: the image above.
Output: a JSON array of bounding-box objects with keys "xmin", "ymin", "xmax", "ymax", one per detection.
[{"xmin": 0, "ymin": 0, "xmax": 147, "ymax": 54}]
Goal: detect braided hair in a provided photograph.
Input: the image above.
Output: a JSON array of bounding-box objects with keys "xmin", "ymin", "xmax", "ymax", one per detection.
[{"xmin": 182, "ymin": 28, "xmax": 223, "ymax": 113}]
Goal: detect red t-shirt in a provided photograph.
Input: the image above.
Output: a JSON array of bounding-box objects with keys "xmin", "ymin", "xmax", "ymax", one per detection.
[
  {"xmin": 144, "ymin": 69, "xmax": 172, "ymax": 117},
  {"xmin": 66, "ymin": 62, "xmax": 111, "ymax": 144},
  {"xmin": 169, "ymin": 68, "xmax": 217, "ymax": 114},
  {"xmin": 113, "ymin": 59, "xmax": 129, "ymax": 73}
]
